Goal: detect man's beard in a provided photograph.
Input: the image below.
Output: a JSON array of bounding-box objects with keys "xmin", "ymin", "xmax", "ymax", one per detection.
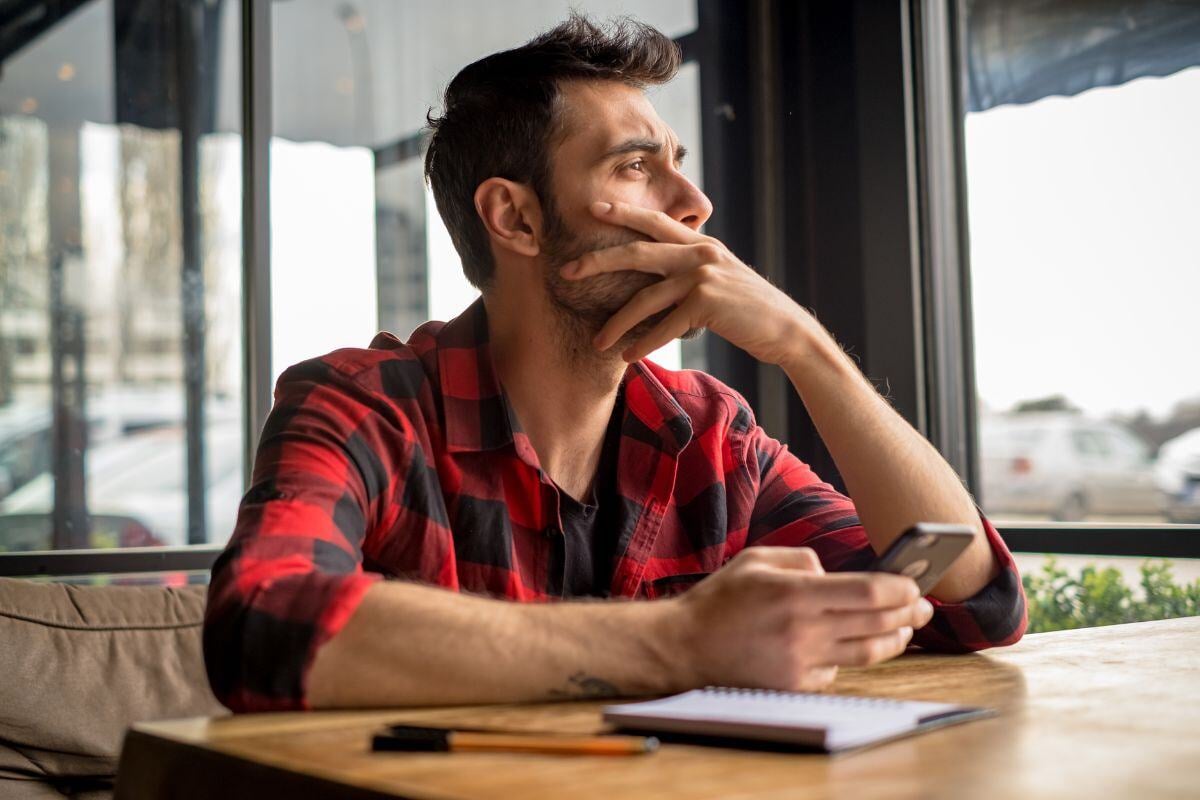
[{"xmin": 540, "ymin": 201, "xmax": 703, "ymax": 363}]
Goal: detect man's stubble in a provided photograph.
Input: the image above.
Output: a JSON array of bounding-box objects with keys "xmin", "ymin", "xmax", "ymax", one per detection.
[{"xmin": 539, "ymin": 200, "xmax": 702, "ymax": 371}]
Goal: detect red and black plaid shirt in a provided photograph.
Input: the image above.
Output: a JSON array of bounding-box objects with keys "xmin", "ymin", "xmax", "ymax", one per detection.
[{"xmin": 204, "ymin": 298, "xmax": 1026, "ymax": 712}]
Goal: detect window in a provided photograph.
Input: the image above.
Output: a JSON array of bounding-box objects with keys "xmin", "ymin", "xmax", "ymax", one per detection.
[
  {"xmin": 1, "ymin": 1, "xmax": 715, "ymax": 578},
  {"xmin": 8, "ymin": 0, "xmax": 1192, "ymax": 625},
  {"xmin": 0, "ymin": 1, "xmax": 244, "ymax": 555},
  {"xmin": 962, "ymin": 6, "xmax": 1200, "ymax": 528},
  {"xmin": 268, "ymin": 1, "xmax": 703, "ymax": 382},
  {"xmin": 960, "ymin": 0, "xmax": 1200, "ymax": 630}
]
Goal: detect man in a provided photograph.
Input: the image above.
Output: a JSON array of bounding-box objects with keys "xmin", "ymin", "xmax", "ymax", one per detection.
[{"xmin": 203, "ymin": 15, "xmax": 1025, "ymax": 712}]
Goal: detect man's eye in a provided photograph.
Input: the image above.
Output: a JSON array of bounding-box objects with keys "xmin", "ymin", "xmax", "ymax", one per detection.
[{"xmin": 624, "ymin": 159, "xmax": 646, "ymax": 173}]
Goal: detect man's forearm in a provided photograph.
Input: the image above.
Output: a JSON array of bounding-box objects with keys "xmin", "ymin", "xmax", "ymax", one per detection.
[
  {"xmin": 779, "ymin": 328, "xmax": 998, "ymax": 603},
  {"xmin": 306, "ymin": 581, "xmax": 687, "ymax": 708},
  {"xmin": 305, "ymin": 546, "xmax": 935, "ymax": 708}
]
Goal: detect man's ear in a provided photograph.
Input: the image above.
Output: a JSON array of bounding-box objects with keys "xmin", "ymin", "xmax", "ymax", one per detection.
[{"xmin": 474, "ymin": 178, "xmax": 542, "ymax": 258}]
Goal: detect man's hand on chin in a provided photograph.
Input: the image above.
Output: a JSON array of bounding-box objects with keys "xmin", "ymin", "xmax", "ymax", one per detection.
[
  {"xmin": 559, "ymin": 200, "xmax": 828, "ymax": 366},
  {"xmin": 561, "ymin": 198, "xmax": 1002, "ymax": 605}
]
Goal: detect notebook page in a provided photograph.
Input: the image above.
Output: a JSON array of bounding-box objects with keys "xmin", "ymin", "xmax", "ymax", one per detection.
[{"xmin": 605, "ymin": 688, "xmax": 970, "ymax": 750}]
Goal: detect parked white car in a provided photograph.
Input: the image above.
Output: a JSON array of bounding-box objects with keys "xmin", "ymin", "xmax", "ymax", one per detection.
[
  {"xmin": 1155, "ymin": 427, "xmax": 1200, "ymax": 523},
  {"xmin": 0, "ymin": 390, "xmax": 243, "ymax": 549},
  {"xmin": 0, "ymin": 417, "xmax": 243, "ymax": 549},
  {"xmin": 978, "ymin": 412, "xmax": 1164, "ymax": 521}
]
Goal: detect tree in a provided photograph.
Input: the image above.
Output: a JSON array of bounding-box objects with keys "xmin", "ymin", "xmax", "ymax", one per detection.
[
  {"xmin": 1012, "ymin": 394, "xmax": 1081, "ymax": 414},
  {"xmin": 1111, "ymin": 394, "xmax": 1200, "ymax": 453}
]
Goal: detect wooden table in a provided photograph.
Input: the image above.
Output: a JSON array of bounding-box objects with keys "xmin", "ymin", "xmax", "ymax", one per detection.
[{"xmin": 115, "ymin": 617, "xmax": 1200, "ymax": 799}]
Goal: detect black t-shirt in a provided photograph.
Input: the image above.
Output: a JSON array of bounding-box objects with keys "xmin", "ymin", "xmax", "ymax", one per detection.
[{"xmin": 549, "ymin": 394, "xmax": 624, "ymax": 598}]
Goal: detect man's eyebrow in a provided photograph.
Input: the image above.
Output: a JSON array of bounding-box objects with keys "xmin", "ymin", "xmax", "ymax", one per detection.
[{"xmin": 599, "ymin": 138, "xmax": 689, "ymax": 165}]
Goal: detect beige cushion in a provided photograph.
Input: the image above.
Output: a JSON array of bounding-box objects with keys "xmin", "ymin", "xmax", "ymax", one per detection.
[
  {"xmin": 0, "ymin": 578, "xmax": 226, "ymax": 786},
  {"xmin": 0, "ymin": 768, "xmax": 113, "ymax": 799}
]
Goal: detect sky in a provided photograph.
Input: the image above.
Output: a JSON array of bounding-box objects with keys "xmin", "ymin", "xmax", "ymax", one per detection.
[
  {"xmin": 964, "ymin": 67, "xmax": 1200, "ymax": 422},
  {"xmin": 271, "ymin": 139, "xmax": 380, "ymax": 386}
]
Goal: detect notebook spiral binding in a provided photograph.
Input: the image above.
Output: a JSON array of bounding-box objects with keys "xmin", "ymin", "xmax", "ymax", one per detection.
[{"xmin": 701, "ymin": 686, "xmax": 907, "ymax": 708}]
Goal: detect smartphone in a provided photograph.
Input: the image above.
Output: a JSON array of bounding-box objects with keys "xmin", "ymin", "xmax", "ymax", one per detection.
[{"xmin": 870, "ymin": 522, "xmax": 976, "ymax": 595}]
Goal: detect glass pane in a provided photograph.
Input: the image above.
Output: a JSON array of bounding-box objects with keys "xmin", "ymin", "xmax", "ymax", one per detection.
[
  {"xmin": 0, "ymin": 1, "xmax": 244, "ymax": 552},
  {"xmin": 270, "ymin": 1, "xmax": 701, "ymax": 384},
  {"xmin": 962, "ymin": 4, "xmax": 1200, "ymax": 527}
]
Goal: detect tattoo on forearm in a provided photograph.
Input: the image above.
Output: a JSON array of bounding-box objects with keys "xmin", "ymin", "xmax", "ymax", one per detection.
[{"xmin": 548, "ymin": 671, "xmax": 620, "ymax": 700}]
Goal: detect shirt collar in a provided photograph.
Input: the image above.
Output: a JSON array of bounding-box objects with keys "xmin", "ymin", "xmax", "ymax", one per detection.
[{"xmin": 431, "ymin": 297, "xmax": 693, "ymax": 459}]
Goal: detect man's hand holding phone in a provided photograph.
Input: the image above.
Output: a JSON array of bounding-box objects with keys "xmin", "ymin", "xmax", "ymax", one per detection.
[
  {"xmin": 672, "ymin": 546, "xmax": 934, "ymax": 693},
  {"xmin": 671, "ymin": 524, "xmax": 974, "ymax": 693}
]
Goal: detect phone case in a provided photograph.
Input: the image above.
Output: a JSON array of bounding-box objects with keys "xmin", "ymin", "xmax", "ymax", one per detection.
[{"xmin": 871, "ymin": 524, "xmax": 975, "ymax": 594}]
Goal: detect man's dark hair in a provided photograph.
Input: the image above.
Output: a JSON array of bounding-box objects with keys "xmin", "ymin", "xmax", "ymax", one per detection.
[{"xmin": 424, "ymin": 14, "xmax": 680, "ymax": 290}]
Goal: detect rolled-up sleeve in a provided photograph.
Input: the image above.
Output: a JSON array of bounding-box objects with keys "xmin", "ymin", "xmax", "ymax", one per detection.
[
  {"xmin": 203, "ymin": 357, "xmax": 405, "ymax": 712},
  {"xmin": 743, "ymin": 424, "xmax": 1027, "ymax": 652}
]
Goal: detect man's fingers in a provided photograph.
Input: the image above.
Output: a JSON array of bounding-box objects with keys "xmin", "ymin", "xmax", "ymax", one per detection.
[
  {"xmin": 593, "ymin": 278, "xmax": 691, "ymax": 351},
  {"xmin": 822, "ymin": 626, "xmax": 914, "ymax": 667},
  {"xmin": 825, "ymin": 599, "xmax": 934, "ymax": 640},
  {"xmin": 734, "ymin": 546, "xmax": 825, "ymax": 574},
  {"xmin": 562, "ymin": 241, "xmax": 702, "ymax": 280},
  {"xmin": 590, "ymin": 200, "xmax": 703, "ymax": 245},
  {"xmin": 621, "ymin": 301, "xmax": 698, "ymax": 362},
  {"xmin": 804, "ymin": 572, "xmax": 921, "ymax": 611}
]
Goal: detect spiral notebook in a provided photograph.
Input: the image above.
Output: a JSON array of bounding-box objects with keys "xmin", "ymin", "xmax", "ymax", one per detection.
[{"xmin": 602, "ymin": 687, "xmax": 994, "ymax": 753}]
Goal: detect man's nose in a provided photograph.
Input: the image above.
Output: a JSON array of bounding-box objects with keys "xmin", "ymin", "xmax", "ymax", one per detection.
[{"xmin": 666, "ymin": 175, "xmax": 713, "ymax": 232}]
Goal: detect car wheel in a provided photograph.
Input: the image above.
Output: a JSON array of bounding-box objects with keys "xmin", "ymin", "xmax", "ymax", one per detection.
[{"xmin": 1055, "ymin": 492, "xmax": 1087, "ymax": 522}]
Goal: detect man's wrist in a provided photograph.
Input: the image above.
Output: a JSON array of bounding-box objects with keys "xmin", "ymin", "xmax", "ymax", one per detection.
[
  {"xmin": 777, "ymin": 319, "xmax": 859, "ymax": 388},
  {"xmin": 638, "ymin": 596, "xmax": 703, "ymax": 694}
]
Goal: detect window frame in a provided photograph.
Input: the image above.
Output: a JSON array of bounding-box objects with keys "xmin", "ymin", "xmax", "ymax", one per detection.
[
  {"xmin": 0, "ymin": 1, "xmax": 706, "ymax": 578},
  {"xmin": 721, "ymin": 0, "xmax": 1200, "ymax": 562},
  {"xmin": 0, "ymin": 0, "xmax": 265, "ymax": 577},
  {"xmin": 2, "ymin": 0, "xmax": 1196, "ymax": 579},
  {"xmin": 912, "ymin": 0, "xmax": 1200, "ymax": 558}
]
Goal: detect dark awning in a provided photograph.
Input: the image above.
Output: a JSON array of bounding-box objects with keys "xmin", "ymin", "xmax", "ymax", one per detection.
[{"xmin": 964, "ymin": 0, "xmax": 1200, "ymax": 112}]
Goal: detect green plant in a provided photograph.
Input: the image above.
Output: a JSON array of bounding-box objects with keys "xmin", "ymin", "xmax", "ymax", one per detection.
[{"xmin": 1022, "ymin": 557, "xmax": 1200, "ymax": 633}]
